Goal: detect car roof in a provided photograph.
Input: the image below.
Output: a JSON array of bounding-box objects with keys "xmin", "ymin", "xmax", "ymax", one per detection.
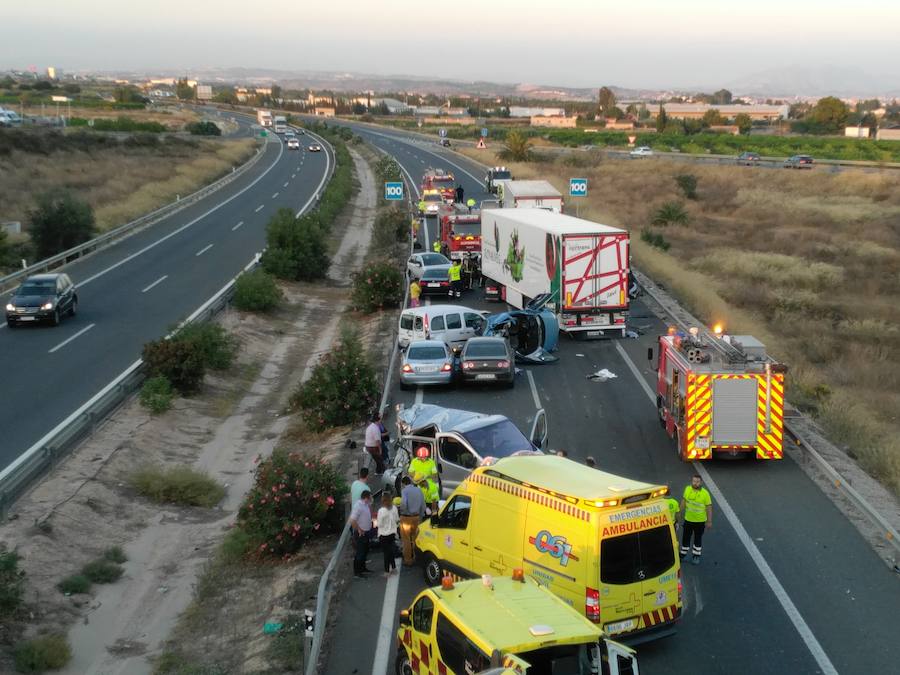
[
  {"xmin": 464, "ymin": 336, "xmax": 506, "ymax": 346},
  {"xmin": 429, "ymin": 577, "xmax": 602, "ymax": 654},
  {"xmin": 24, "ymin": 273, "xmax": 64, "ymax": 282},
  {"xmin": 482, "ymin": 455, "xmax": 665, "ymax": 501},
  {"xmin": 402, "ymin": 304, "xmax": 481, "ymax": 316},
  {"xmin": 406, "ymin": 340, "xmax": 449, "ymax": 351}
]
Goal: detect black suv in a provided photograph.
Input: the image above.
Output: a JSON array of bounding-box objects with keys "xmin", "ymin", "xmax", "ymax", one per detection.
[{"xmin": 6, "ymin": 273, "xmax": 78, "ymax": 327}]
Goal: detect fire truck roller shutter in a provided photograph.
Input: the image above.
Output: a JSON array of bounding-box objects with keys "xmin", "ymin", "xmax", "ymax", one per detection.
[{"xmin": 712, "ymin": 378, "xmax": 758, "ymax": 445}]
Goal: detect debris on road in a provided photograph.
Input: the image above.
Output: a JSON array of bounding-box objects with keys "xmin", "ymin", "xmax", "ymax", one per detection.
[{"xmin": 587, "ymin": 369, "xmax": 617, "ymax": 382}]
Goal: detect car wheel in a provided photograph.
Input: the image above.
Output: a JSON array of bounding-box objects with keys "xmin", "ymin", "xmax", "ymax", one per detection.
[
  {"xmin": 504, "ymin": 378, "xmax": 515, "ymax": 389},
  {"xmin": 395, "ymin": 648, "xmax": 413, "ymax": 675},
  {"xmin": 422, "ymin": 553, "xmax": 443, "ymax": 585},
  {"xmin": 69, "ymin": 298, "xmax": 77, "ymax": 317},
  {"xmin": 51, "ymin": 309, "xmax": 60, "ymax": 326},
  {"xmin": 399, "ymin": 380, "xmax": 411, "ymax": 391},
  {"xmin": 6, "ymin": 319, "xmax": 15, "ymax": 328}
]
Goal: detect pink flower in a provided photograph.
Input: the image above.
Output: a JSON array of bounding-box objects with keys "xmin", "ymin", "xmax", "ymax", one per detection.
[
  {"xmin": 325, "ymin": 496, "xmax": 335, "ymax": 506},
  {"xmin": 314, "ymin": 523, "xmax": 320, "ymax": 530}
]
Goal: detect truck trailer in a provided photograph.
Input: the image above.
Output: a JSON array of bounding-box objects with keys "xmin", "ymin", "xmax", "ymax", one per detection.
[
  {"xmin": 256, "ymin": 110, "xmax": 273, "ymax": 127},
  {"xmin": 498, "ymin": 180, "xmax": 563, "ymax": 213},
  {"xmin": 481, "ymin": 209, "xmax": 629, "ymax": 337}
]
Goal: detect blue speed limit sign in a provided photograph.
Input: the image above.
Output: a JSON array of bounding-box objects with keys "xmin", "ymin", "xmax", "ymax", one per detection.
[
  {"xmin": 384, "ymin": 182, "xmax": 404, "ymax": 201},
  {"xmin": 481, "ymin": 127, "xmax": 489, "ymax": 137},
  {"xmin": 439, "ymin": 128, "xmax": 447, "ymax": 137},
  {"xmin": 569, "ymin": 178, "xmax": 588, "ymax": 196}
]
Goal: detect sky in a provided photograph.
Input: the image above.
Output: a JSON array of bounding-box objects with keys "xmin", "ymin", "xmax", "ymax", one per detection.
[{"xmin": 2, "ymin": 0, "xmax": 898, "ymax": 91}]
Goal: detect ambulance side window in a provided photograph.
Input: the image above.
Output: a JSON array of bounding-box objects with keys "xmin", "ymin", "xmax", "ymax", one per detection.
[
  {"xmin": 412, "ymin": 596, "xmax": 434, "ymax": 634},
  {"xmin": 435, "ymin": 613, "xmax": 466, "ymax": 674},
  {"xmin": 440, "ymin": 496, "xmax": 471, "ymax": 529}
]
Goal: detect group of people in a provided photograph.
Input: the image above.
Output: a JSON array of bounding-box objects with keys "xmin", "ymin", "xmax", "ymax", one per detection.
[{"xmin": 348, "ymin": 444, "xmax": 442, "ymax": 579}]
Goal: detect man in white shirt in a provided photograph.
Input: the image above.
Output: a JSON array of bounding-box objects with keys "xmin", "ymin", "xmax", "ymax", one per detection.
[
  {"xmin": 349, "ymin": 490, "xmax": 374, "ymax": 578},
  {"xmin": 365, "ymin": 412, "xmax": 385, "ymax": 474}
]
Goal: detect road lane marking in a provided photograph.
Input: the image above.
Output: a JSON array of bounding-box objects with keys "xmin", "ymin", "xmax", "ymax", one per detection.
[
  {"xmin": 614, "ymin": 342, "xmax": 839, "ymax": 675},
  {"xmin": 141, "ymin": 275, "xmax": 168, "ymax": 293},
  {"xmin": 291, "ymin": 173, "xmax": 296, "ymax": 179},
  {"xmin": 254, "ymin": 204, "xmax": 264, "ymax": 212},
  {"xmin": 195, "ymin": 244, "xmax": 214, "ymax": 257},
  {"xmin": 272, "ymin": 192, "xmax": 279, "ymax": 199},
  {"xmin": 283, "ymin": 181, "xmax": 289, "ymax": 187},
  {"xmin": 526, "ymin": 370, "xmax": 542, "ymax": 410},
  {"xmin": 48, "ymin": 323, "xmax": 95, "ymax": 354},
  {"xmin": 371, "ymin": 560, "xmax": 402, "ymax": 675},
  {"xmin": 231, "ymin": 221, "xmax": 244, "ymax": 231},
  {"xmin": 415, "ymin": 386, "xmax": 424, "ymax": 405}
]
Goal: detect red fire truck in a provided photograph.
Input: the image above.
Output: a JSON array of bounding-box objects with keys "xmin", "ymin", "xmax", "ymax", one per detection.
[
  {"xmin": 421, "ymin": 168, "xmax": 456, "ymax": 203},
  {"xmin": 654, "ymin": 327, "xmax": 787, "ymax": 461},
  {"xmin": 438, "ymin": 203, "xmax": 481, "ymax": 261}
]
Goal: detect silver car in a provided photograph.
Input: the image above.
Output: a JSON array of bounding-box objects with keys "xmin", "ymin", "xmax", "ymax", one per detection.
[
  {"xmin": 407, "ymin": 252, "xmax": 451, "ymax": 280},
  {"xmin": 399, "ymin": 340, "xmax": 454, "ymax": 389}
]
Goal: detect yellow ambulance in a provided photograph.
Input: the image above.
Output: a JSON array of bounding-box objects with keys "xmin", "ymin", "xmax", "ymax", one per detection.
[
  {"xmin": 415, "ymin": 455, "xmax": 682, "ymax": 643},
  {"xmin": 396, "ymin": 572, "xmax": 639, "ymax": 675}
]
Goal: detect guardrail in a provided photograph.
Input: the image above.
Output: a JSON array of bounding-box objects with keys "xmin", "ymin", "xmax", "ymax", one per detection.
[{"xmin": 0, "ymin": 134, "xmax": 267, "ymax": 295}]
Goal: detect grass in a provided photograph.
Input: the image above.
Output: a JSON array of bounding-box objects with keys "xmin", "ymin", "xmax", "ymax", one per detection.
[
  {"xmin": 129, "ymin": 465, "xmax": 226, "ymax": 507},
  {"xmin": 81, "ymin": 559, "xmax": 124, "ymax": 584},
  {"xmin": 57, "ymin": 574, "xmax": 91, "ymax": 595},
  {"xmin": 13, "ymin": 634, "xmax": 72, "ymax": 672},
  {"xmin": 463, "ymin": 146, "xmax": 900, "ymax": 495}
]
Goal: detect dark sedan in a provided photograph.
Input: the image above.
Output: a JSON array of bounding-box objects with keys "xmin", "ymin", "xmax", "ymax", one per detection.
[
  {"xmin": 418, "ymin": 266, "xmax": 452, "ymax": 296},
  {"xmin": 459, "ymin": 337, "xmax": 515, "ymax": 387},
  {"xmin": 784, "ymin": 154, "xmax": 814, "ymax": 169},
  {"xmin": 6, "ymin": 273, "xmax": 78, "ymax": 327},
  {"xmin": 737, "ymin": 151, "xmax": 760, "ymax": 165}
]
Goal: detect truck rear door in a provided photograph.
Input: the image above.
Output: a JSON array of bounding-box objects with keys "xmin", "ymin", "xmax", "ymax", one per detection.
[
  {"xmin": 711, "ymin": 376, "xmax": 758, "ymax": 446},
  {"xmin": 562, "ymin": 233, "xmax": 629, "ymax": 310}
]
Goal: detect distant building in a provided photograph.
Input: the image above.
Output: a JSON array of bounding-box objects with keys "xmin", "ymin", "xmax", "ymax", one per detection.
[
  {"xmin": 653, "ymin": 103, "xmax": 788, "ymax": 121},
  {"xmin": 604, "ymin": 120, "xmax": 635, "ymax": 131},
  {"xmin": 509, "ymin": 106, "xmax": 565, "ymax": 118},
  {"xmin": 46, "ymin": 66, "xmax": 57, "ymax": 80},
  {"xmin": 149, "ymin": 78, "xmax": 177, "ymax": 86},
  {"xmin": 353, "ymin": 97, "xmax": 412, "ymax": 114},
  {"xmin": 844, "ymin": 126, "xmax": 870, "ymax": 138},
  {"xmin": 255, "ymin": 87, "xmax": 272, "ymax": 96},
  {"xmin": 531, "ymin": 115, "xmax": 578, "ymax": 128},
  {"xmin": 708, "ymin": 125, "xmax": 740, "ymax": 135},
  {"xmin": 196, "ymin": 85, "xmax": 213, "ymax": 101},
  {"xmin": 314, "ymin": 107, "xmax": 336, "ymax": 117},
  {"xmin": 876, "ymin": 128, "xmax": 900, "ymax": 141},
  {"xmin": 414, "ymin": 106, "xmax": 441, "ymax": 116},
  {"xmin": 308, "ymin": 94, "xmax": 333, "ymax": 106}
]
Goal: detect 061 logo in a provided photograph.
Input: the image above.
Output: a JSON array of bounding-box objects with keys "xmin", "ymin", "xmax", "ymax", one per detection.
[{"xmin": 529, "ymin": 530, "xmax": 579, "ymax": 567}]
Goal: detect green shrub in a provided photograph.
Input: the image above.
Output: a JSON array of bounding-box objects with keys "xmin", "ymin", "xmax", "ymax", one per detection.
[
  {"xmin": 371, "ymin": 207, "xmax": 408, "ymax": 252},
  {"xmin": 129, "ymin": 465, "xmax": 225, "ymax": 507},
  {"xmin": 0, "ymin": 545, "xmax": 25, "ymax": 615},
  {"xmin": 351, "ymin": 260, "xmax": 404, "ymax": 313},
  {"xmin": 185, "ymin": 121, "xmax": 221, "ymax": 136},
  {"xmin": 237, "ymin": 450, "xmax": 346, "ymax": 557},
  {"xmin": 233, "ymin": 269, "xmax": 282, "ymax": 312},
  {"xmin": 373, "ymin": 155, "xmax": 402, "ymax": 183},
  {"xmin": 103, "ymin": 546, "xmax": 128, "ymax": 564},
  {"xmin": 57, "ymin": 574, "xmax": 91, "ymax": 595},
  {"xmin": 675, "ymin": 174, "xmax": 698, "ymax": 200},
  {"xmin": 641, "ymin": 228, "xmax": 671, "ymax": 251},
  {"xmin": 220, "ymin": 528, "xmax": 254, "ymax": 563},
  {"xmin": 142, "ymin": 339, "xmax": 206, "ymax": 395},
  {"xmin": 291, "ymin": 327, "xmax": 378, "ymax": 432},
  {"xmin": 173, "ymin": 322, "xmax": 237, "ymax": 370},
  {"xmin": 139, "ymin": 376, "xmax": 174, "ymax": 414},
  {"xmin": 261, "ymin": 209, "xmax": 330, "ymax": 281},
  {"xmin": 81, "ymin": 559, "xmax": 123, "ymax": 584},
  {"xmin": 28, "ymin": 191, "xmax": 97, "ymax": 260},
  {"xmin": 68, "ymin": 116, "xmax": 165, "ymax": 133},
  {"xmin": 13, "ymin": 634, "xmax": 72, "ymax": 673},
  {"xmin": 651, "ymin": 202, "xmax": 689, "ymax": 227}
]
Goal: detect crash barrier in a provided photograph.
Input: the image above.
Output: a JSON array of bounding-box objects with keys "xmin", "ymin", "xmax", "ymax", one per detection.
[
  {"xmin": 633, "ymin": 268, "xmax": 900, "ymax": 560},
  {"xmin": 0, "ymin": 252, "xmax": 262, "ymax": 518},
  {"xmin": 305, "ymin": 163, "xmax": 415, "ymax": 675},
  {"xmin": 0, "ymin": 135, "xmax": 268, "ymax": 295}
]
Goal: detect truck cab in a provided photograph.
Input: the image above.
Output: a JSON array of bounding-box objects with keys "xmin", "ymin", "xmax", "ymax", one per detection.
[
  {"xmin": 485, "ymin": 166, "xmax": 513, "ymax": 194},
  {"xmin": 439, "ymin": 204, "xmax": 482, "ymax": 261}
]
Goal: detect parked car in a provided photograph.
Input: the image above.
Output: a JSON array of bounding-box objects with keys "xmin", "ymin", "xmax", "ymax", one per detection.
[
  {"xmin": 407, "ymin": 251, "xmax": 451, "ymax": 279},
  {"xmin": 6, "ymin": 273, "xmax": 77, "ymax": 327},
  {"xmin": 287, "ymin": 138, "xmax": 300, "ymax": 150},
  {"xmin": 737, "ymin": 151, "xmax": 760, "ymax": 165},
  {"xmin": 459, "ymin": 337, "xmax": 515, "ymax": 387},
  {"xmin": 482, "ymin": 294, "xmax": 560, "ymax": 364},
  {"xmin": 439, "ymin": 138, "xmax": 451, "ymax": 147},
  {"xmin": 284, "ymin": 130, "xmax": 295, "ymax": 138},
  {"xmin": 399, "ymin": 340, "xmax": 455, "ymax": 390},
  {"xmin": 630, "ymin": 146, "xmax": 653, "ymax": 158},
  {"xmin": 398, "ymin": 305, "xmax": 487, "ymax": 348},
  {"xmin": 383, "ymin": 403, "xmax": 549, "ymax": 496},
  {"xmin": 308, "ymin": 144, "xmax": 322, "ymax": 152},
  {"xmin": 418, "ymin": 266, "xmax": 452, "ymax": 296},
  {"xmin": 784, "ymin": 154, "xmax": 814, "ymax": 169}
]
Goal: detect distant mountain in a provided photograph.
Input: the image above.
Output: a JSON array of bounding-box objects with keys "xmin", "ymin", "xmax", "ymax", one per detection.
[{"xmin": 726, "ymin": 65, "xmax": 899, "ymax": 98}]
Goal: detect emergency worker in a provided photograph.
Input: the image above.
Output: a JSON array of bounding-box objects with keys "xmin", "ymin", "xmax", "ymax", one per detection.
[
  {"xmin": 418, "ymin": 199, "xmax": 427, "ymax": 214},
  {"xmin": 466, "ymin": 197, "xmax": 476, "ymax": 213},
  {"xmin": 433, "ymin": 240, "xmax": 442, "ymax": 253},
  {"xmin": 449, "ymin": 259, "xmax": 463, "ymax": 298},
  {"xmin": 409, "ymin": 445, "xmax": 438, "ymax": 486},
  {"xmin": 666, "ymin": 493, "xmax": 681, "ymax": 532},
  {"xmin": 680, "ymin": 473, "xmax": 712, "ymax": 565}
]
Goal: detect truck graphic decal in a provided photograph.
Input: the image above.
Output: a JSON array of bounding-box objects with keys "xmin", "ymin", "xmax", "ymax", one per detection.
[
  {"xmin": 529, "ymin": 530, "xmax": 579, "ymax": 567},
  {"xmin": 503, "ymin": 228, "xmax": 525, "ymax": 282}
]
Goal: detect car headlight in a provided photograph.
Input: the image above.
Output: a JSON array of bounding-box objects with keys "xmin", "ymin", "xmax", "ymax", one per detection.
[
  {"xmin": 5, "ymin": 303, "xmax": 14, "ymax": 311},
  {"xmin": 42, "ymin": 302, "xmax": 54, "ymax": 310}
]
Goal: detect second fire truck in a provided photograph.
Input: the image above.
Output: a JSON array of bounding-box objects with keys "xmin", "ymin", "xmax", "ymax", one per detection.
[
  {"xmin": 421, "ymin": 167, "xmax": 456, "ymax": 203},
  {"xmin": 438, "ymin": 203, "xmax": 481, "ymax": 261}
]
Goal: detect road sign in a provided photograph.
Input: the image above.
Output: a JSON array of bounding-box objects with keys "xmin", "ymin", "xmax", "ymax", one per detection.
[
  {"xmin": 439, "ymin": 128, "xmax": 447, "ymax": 137},
  {"xmin": 476, "ymin": 138, "xmax": 487, "ymax": 149},
  {"xmin": 260, "ymin": 130, "xmax": 268, "ymax": 137},
  {"xmin": 569, "ymin": 178, "xmax": 588, "ymax": 197},
  {"xmin": 384, "ymin": 181, "xmax": 404, "ymax": 201},
  {"xmin": 481, "ymin": 128, "xmax": 489, "ymax": 137},
  {"xmin": 628, "ymin": 135, "xmax": 637, "ymax": 145}
]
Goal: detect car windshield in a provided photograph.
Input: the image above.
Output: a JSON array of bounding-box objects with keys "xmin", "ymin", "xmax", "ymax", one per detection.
[
  {"xmin": 461, "ymin": 419, "xmax": 532, "ymax": 458},
  {"xmin": 449, "ymin": 221, "xmax": 480, "ymax": 237},
  {"xmin": 431, "ymin": 178, "xmax": 454, "ymax": 188},
  {"xmin": 493, "ymin": 171, "xmax": 511, "ymax": 180},
  {"xmin": 424, "ymin": 193, "xmax": 442, "ymax": 202},
  {"xmin": 408, "ymin": 345, "xmax": 447, "ymax": 360},
  {"xmin": 19, "ymin": 282, "xmax": 55, "ymax": 295},
  {"xmin": 421, "ymin": 253, "xmax": 448, "ymax": 265},
  {"xmin": 422, "ymin": 269, "xmax": 448, "ymax": 280},
  {"xmin": 464, "ymin": 341, "xmax": 506, "ymax": 358}
]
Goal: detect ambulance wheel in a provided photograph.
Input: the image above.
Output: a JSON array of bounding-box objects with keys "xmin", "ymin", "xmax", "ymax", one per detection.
[
  {"xmin": 395, "ymin": 649, "xmax": 413, "ymax": 675},
  {"xmin": 423, "ymin": 553, "xmax": 443, "ymax": 586}
]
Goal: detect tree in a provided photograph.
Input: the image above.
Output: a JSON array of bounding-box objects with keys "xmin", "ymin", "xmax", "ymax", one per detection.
[
  {"xmin": 114, "ymin": 86, "xmax": 144, "ymax": 104},
  {"xmin": 175, "ymin": 78, "xmax": 195, "ymax": 101},
  {"xmin": 809, "ymin": 96, "xmax": 849, "ymax": 134},
  {"xmin": 712, "ymin": 88, "xmax": 733, "ymax": 105},
  {"xmin": 62, "ymin": 83, "xmax": 81, "ymax": 95},
  {"xmin": 502, "ymin": 130, "xmax": 533, "ymax": 162},
  {"xmin": 261, "ymin": 208, "xmax": 330, "ymax": 281},
  {"xmin": 656, "ymin": 105, "xmax": 668, "ymax": 133},
  {"xmin": 270, "ymin": 84, "xmax": 282, "ymax": 101},
  {"xmin": 607, "ymin": 106, "xmax": 625, "ymax": 120},
  {"xmin": 638, "ymin": 103, "xmax": 650, "ymax": 120},
  {"xmin": 213, "ymin": 89, "xmax": 237, "ymax": 104},
  {"xmin": 859, "ymin": 112, "xmax": 878, "ymax": 135},
  {"xmin": 855, "ymin": 98, "xmax": 881, "ymax": 114},
  {"xmin": 789, "ymin": 102, "xmax": 812, "ymax": 119},
  {"xmin": 0, "ymin": 227, "xmax": 11, "ymax": 271},
  {"xmin": 734, "ymin": 113, "xmax": 753, "ymax": 135},
  {"xmin": 29, "ymin": 192, "xmax": 97, "ymax": 260},
  {"xmin": 701, "ymin": 108, "xmax": 724, "ymax": 127},
  {"xmin": 598, "ymin": 86, "xmax": 617, "ymax": 116}
]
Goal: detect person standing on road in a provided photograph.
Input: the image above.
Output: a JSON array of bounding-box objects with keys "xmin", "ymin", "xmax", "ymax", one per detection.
[
  {"xmin": 377, "ymin": 493, "xmax": 400, "ymax": 576},
  {"xmin": 455, "ymin": 184, "xmax": 464, "ymax": 204},
  {"xmin": 433, "ymin": 240, "xmax": 442, "ymax": 254},
  {"xmin": 466, "ymin": 197, "xmax": 476, "ymax": 213},
  {"xmin": 409, "ymin": 445, "xmax": 439, "ymax": 491},
  {"xmin": 410, "ymin": 279, "xmax": 421, "ymax": 308},
  {"xmin": 350, "ymin": 467, "xmax": 373, "ymax": 505},
  {"xmin": 680, "ymin": 474, "xmax": 712, "ymax": 565},
  {"xmin": 666, "ymin": 491, "xmax": 681, "ymax": 534},
  {"xmin": 449, "ymin": 259, "xmax": 463, "ymax": 299},
  {"xmin": 349, "ymin": 489, "xmax": 374, "ymax": 578},
  {"xmin": 399, "ymin": 475, "xmax": 425, "ymax": 565},
  {"xmin": 365, "ymin": 412, "xmax": 385, "ymax": 474}
]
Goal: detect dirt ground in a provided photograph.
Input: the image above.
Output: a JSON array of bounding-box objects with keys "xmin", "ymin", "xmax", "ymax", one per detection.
[
  {"xmin": 0, "ymin": 145, "xmax": 389, "ymax": 674},
  {"xmin": 19, "ymin": 105, "xmax": 201, "ymax": 130}
]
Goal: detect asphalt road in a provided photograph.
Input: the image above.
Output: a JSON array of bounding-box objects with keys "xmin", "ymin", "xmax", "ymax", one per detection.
[
  {"xmin": 0, "ymin": 114, "xmax": 333, "ymax": 472},
  {"xmin": 322, "ymin": 121, "xmax": 900, "ymax": 675}
]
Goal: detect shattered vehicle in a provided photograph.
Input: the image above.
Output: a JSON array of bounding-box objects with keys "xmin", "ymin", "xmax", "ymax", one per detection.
[
  {"xmin": 383, "ymin": 404, "xmax": 548, "ymax": 497},
  {"xmin": 482, "ymin": 293, "xmax": 559, "ymax": 364}
]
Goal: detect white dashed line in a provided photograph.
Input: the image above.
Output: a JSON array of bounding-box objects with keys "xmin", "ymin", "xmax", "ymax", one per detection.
[
  {"xmin": 272, "ymin": 192, "xmax": 279, "ymax": 199},
  {"xmin": 255, "ymin": 204, "xmax": 264, "ymax": 212},
  {"xmin": 195, "ymin": 244, "xmax": 214, "ymax": 257},
  {"xmin": 291, "ymin": 174, "xmax": 296, "ymax": 179},
  {"xmin": 283, "ymin": 181, "xmax": 289, "ymax": 187},
  {"xmin": 48, "ymin": 323, "xmax": 95, "ymax": 354},
  {"xmin": 232, "ymin": 221, "xmax": 244, "ymax": 231},
  {"xmin": 141, "ymin": 275, "xmax": 168, "ymax": 293}
]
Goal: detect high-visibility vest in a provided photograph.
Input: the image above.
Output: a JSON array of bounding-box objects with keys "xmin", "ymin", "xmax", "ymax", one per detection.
[
  {"xmin": 683, "ymin": 486, "xmax": 712, "ymax": 523},
  {"xmin": 433, "ymin": 241, "xmax": 441, "ymax": 253},
  {"xmin": 449, "ymin": 265, "xmax": 462, "ymax": 282},
  {"xmin": 418, "ymin": 200, "xmax": 426, "ymax": 211},
  {"xmin": 409, "ymin": 457, "xmax": 437, "ymax": 480}
]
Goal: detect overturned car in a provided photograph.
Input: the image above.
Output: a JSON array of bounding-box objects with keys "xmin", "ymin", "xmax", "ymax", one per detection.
[
  {"xmin": 384, "ymin": 404, "xmax": 548, "ymax": 497},
  {"xmin": 482, "ymin": 293, "xmax": 559, "ymax": 364}
]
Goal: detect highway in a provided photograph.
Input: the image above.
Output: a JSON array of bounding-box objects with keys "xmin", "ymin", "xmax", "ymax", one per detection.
[
  {"xmin": 0, "ymin": 114, "xmax": 333, "ymax": 472},
  {"xmin": 321, "ymin": 120, "xmax": 900, "ymax": 675}
]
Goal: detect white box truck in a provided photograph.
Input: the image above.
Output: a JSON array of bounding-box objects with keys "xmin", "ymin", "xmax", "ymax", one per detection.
[
  {"xmin": 273, "ymin": 115, "xmax": 287, "ymax": 134},
  {"xmin": 481, "ymin": 209, "xmax": 630, "ymax": 337},
  {"xmin": 257, "ymin": 110, "xmax": 273, "ymax": 127},
  {"xmin": 498, "ymin": 180, "xmax": 563, "ymax": 213}
]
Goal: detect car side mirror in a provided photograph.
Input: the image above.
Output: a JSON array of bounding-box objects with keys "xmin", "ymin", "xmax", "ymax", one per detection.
[{"xmin": 399, "ymin": 610, "xmax": 411, "ymax": 626}]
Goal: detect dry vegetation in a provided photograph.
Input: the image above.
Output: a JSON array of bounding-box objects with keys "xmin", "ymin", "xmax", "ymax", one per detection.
[
  {"xmin": 0, "ymin": 137, "xmax": 256, "ymax": 232},
  {"xmin": 464, "ymin": 147, "xmax": 900, "ymax": 494},
  {"xmin": 20, "ymin": 104, "xmax": 201, "ymax": 129}
]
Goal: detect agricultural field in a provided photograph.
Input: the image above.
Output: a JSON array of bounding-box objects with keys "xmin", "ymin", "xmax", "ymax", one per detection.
[{"xmin": 464, "ymin": 147, "xmax": 900, "ymax": 494}]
